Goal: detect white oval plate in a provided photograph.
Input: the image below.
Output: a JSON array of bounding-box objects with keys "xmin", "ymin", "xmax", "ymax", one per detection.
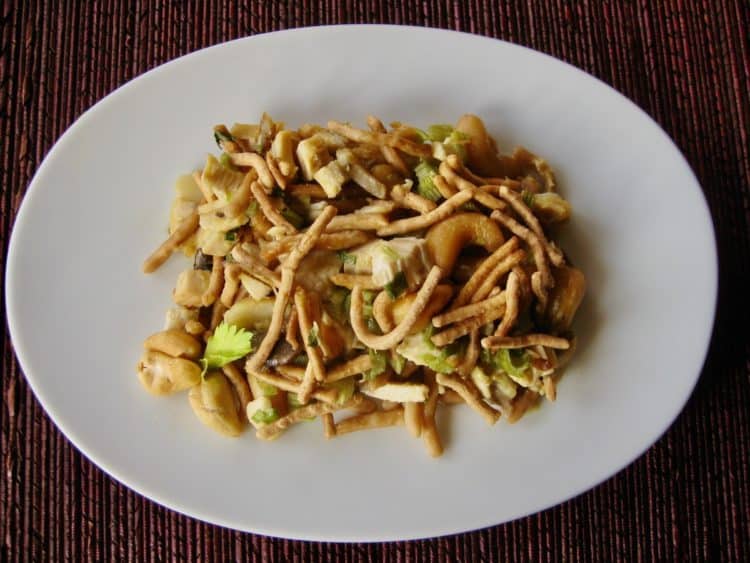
[{"xmin": 6, "ymin": 25, "xmax": 716, "ymax": 541}]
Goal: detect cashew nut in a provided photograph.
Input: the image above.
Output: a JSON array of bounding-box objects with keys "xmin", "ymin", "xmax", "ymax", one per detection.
[
  {"xmin": 455, "ymin": 114, "xmax": 503, "ymax": 177},
  {"xmin": 188, "ymin": 371, "xmax": 244, "ymax": 437},
  {"xmin": 144, "ymin": 329, "xmax": 203, "ymax": 359},
  {"xmin": 540, "ymin": 266, "xmax": 586, "ymax": 333},
  {"xmin": 389, "ymin": 284, "xmax": 454, "ymax": 334},
  {"xmin": 425, "ymin": 212, "xmax": 504, "ymax": 277},
  {"xmin": 136, "ymin": 350, "xmax": 202, "ymax": 396}
]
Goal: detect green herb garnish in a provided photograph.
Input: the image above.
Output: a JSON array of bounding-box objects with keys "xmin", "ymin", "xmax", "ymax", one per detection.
[{"xmin": 200, "ymin": 322, "xmax": 254, "ymax": 375}]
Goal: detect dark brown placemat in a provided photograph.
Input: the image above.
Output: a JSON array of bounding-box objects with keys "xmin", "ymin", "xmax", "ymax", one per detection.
[{"xmin": 2, "ymin": 1, "xmax": 749, "ymax": 561}]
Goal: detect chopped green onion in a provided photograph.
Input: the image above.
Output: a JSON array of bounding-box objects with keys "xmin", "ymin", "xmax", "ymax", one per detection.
[
  {"xmin": 384, "ymin": 271, "xmax": 407, "ymax": 299},
  {"xmin": 214, "ymin": 129, "xmax": 235, "ymax": 148},
  {"xmin": 251, "ymin": 407, "xmax": 279, "ymax": 424},
  {"xmin": 224, "ymin": 229, "xmax": 239, "ymax": 242},
  {"xmin": 499, "ymin": 348, "xmax": 530, "ymax": 378},
  {"xmin": 246, "ymin": 200, "xmax": 259, "ymax": 218},
  {"xmin": 389, "ymin": 351, "xmax": 406, "ymax": 375},
  {"xmin": 307, "ymin": 322, "xmax": 320, "ymax": 348},
  {"xmin": 219, "ymin": 152, "xmax": 238, "ymax": 171},
  {"xmin": 365, "ymin": 348, "xmax": 388, "ymax": 380},
  {"xmin": 414, "ymin": 160, "xmax": 442, "ymax": 202},
  {"xmin": 337, "ymin": 250, "xmax": 357, "ymax": 266},
  {"xmin": 258, "ymin": 381, "xmax": 278, "ymax": 397},
  {"xmin": 522, "ymin": 190, "xmax": 535, "ymax": 208},
  {"xmin": 426, "ymin": 124, "xmax": 455, "ymax": 142},
  {"xmin": 281, "ymin": 206, "xmax": 304, "ymax": 229},
  {"xmin": 329, "ymin": 377, "xmax": 356, "ymax": 405}
]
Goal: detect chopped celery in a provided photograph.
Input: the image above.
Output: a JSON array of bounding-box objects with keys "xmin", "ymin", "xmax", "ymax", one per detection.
[
  {"xmin": 389, "ymin": 351, "xmax": 406, "ymax": 375},
  {"xmin": 397, "ymin": 328, "xmax": 455, "ymax": 374},
  {"xmin": 251, "ymin": 407, "xmax": 279, "ymax": 425},
  {"xmin": 499, "ymin": 349, "xmax": 530, "ymax": 379},
  {"xmin": 414, "ymin": 160, "xmax": 442, "ymax": 202},
  {"xmin": 281, "ymin": 206, "xmax": 304, "ymax": 229},
  {"xmin": 426, "ymin": 124, "xmax": 455, "ymax": 141},
  {"xmin": 365, "ymin": 348, "xmax": 388, "ymax": 380},
  {"xmin": 329, "ymin": 377, "xmax": 356, "ymax": 405}
]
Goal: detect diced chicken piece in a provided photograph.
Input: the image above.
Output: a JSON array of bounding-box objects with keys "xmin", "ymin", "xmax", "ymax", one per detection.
[
  {"xmin": 295, "ymin": 250, "xmax": 342, "ymax": 295},
  {"xmin": 336, "ymin": 148, "xmax": 386, "ymax": 198},
  {"xmin": 224, "ymin": 297, "xmax": 275, "ymax": 332},
  {"xmin": 470, "ymin": 367, "xmax": 492, "ymax": 400},
  {"xmin": 239, "ymin": 274, "xmax": 272, "ymax": 300},
  {"xmin": 245, "ymin": 396, "xmax": 275, "ymax": 429},
  {"xmin": 371, "ymin": 238, "xmax": 433, "ymax": 288},
  {"xmin": 296, "ymin": 136, "xmax": 330, "ymax": 181},
  {"xmin": 173, "ymin": 270, "xmax": 211, "ymax": 307},
  {"xmin": 174, "ymin": 174, "xmax": 204, "ymax": 202},
  {"xmin": 344, "ymin": 237, "xmax": 434, "ymax": 290},
  {"xmin": 229, "ymin": 123, "xmax": 260, "ymax": 145},
  {"xmin": 362, "ymin": 382, "xmax": 429, "ymax": 403},
  {"xmin": 201, "ymin": 154, "xmax": 245, "ymax": 201},
  {"xmin": 195, "ymin": 228, "xmax": 235, "ymax": 256},
  {"xmin": 198, "ymin": 209, "xmax": 248, "ymax": 232},
  {"xmin": 314, "ymin": 160, "xmax": 349, "ymax": 198},
  {"xmin": 270, "ymin": 130, "xmax": 298, "ymax": 178}
]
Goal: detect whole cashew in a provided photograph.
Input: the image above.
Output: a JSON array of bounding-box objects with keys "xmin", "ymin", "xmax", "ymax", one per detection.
[
  {"xmin": 390, "ymin": 284, "xmax": 454, "ymax": 334},
  {"xmin": 136, "ymin": 350, "xmax": 202, "ymax": 396},
  {"xmin": 539, "ymin": 266, "xmax": 586, "ymax": 333},
  {"xmin": 188, "ymin": 371, "xmax": 244, "ymax": 437},
  {"xmin": 455, "ymin": 114, "xmax": 504, "ymax": 177},
  {"xmin": 144, "ymin": 329, "xmax": 203, "ymax": 359},
  {"xmin": 425, "ymin": 212, "xmax": 504, "ymax": 277}
]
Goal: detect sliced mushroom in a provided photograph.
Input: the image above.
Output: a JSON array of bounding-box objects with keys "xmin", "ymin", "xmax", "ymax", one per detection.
[{"xmin": 265, "ymin": 339, "xmax": 299, "ymax": 368}]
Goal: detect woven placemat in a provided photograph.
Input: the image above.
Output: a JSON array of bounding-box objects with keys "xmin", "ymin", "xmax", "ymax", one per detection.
[{"xmin": 2, "ymin": 1, "xmax": 749, "ymax": 560}]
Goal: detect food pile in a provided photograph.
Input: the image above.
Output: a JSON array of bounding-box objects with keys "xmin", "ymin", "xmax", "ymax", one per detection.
[{"xmin": 137, "ymin": 113, "xmax": 585, "ymax": 457}]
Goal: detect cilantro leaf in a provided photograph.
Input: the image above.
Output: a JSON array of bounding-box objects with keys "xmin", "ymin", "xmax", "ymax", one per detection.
[{"xmin": 200, "ymin": 322, "xmax": 254, "ymax": 374}]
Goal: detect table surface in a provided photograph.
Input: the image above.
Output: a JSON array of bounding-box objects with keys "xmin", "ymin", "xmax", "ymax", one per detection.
[{"xmin": 2, "ymin": 1, "xmax": 749, "ymax": 561}]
